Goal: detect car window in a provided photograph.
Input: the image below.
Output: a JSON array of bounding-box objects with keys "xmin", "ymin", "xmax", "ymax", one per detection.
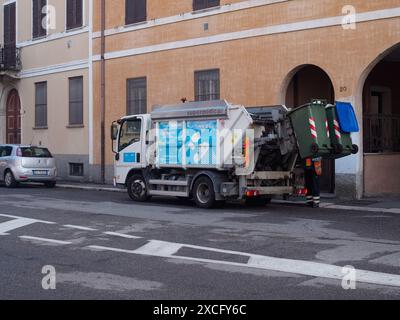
[
  {"xmin": 20, "ymin": 147, "xmax": 52, "ymax": 158},
  {"xmin": 0, "ymin": 146, "xmax": 12, "ymax": 157}
]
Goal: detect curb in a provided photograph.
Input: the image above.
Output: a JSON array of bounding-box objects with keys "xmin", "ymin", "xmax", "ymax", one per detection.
[
  {"xmin": 56, "ymin": 183, "xmax": 400, "ymax": 214},
  {"xmin": 57, "ymin": 184, "xmax": 125, "ymax": 193}
]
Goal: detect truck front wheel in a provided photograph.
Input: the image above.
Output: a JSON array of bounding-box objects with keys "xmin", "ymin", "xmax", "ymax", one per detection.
[
  {"xmin": 193, "ymin": 177, "xmax": 216, "ymax": 209},
  {"xmin": 127, "ymin": 174, "xmax": 150, "ymax": 202}
]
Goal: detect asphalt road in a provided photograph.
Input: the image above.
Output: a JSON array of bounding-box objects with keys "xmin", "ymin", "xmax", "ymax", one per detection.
[{"xmin": 1, "ymin": 185, "xmax": 400, "ymax": 300}]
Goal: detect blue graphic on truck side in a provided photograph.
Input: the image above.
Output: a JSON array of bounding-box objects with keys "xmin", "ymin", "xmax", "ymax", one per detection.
[
  {"xmin": 158, "ymin": 120, "xmax": 217, "ymax": 166},
  {"xmin": 123, "ymin": 153, "xmax": 137, "ymax": 163}
]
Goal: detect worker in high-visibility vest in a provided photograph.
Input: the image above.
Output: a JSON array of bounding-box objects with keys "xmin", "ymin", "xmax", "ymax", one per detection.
[{"xmin": 304, "ymin": 157, "xmax": 322, "ymax": 208}]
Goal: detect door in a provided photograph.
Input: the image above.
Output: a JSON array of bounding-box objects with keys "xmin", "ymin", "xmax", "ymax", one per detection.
[
  {"xmin": 3, "ymin": 2, "xmax": 16, "ymax": 68},
  {"xmin": 6, "ymin": 89, "xmax": 21, "ymax": 144},
  {"xmin": 115, "ymin": 118, "xmax": 144, "ymax": 179}
]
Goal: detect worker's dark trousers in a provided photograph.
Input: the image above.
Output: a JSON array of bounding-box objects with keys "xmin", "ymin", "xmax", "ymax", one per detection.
[{"xmin": 305, "ymin": 168, "xmax": 320, "ymax": 206}]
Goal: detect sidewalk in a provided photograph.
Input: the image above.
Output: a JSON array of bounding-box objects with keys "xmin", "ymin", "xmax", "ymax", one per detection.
[{"xmin": 56, "ymin": 181, "xmax": 400, "ymax": 214}]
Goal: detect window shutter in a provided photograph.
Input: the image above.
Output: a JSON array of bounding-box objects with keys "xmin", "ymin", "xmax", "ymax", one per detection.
[
  {"xmin": 66, "ymin": 0, "xmax": 73, "ymax": 29},
  {"xmin": 125, "ymin": 0, "xmax": 134, "ymax": 25},
  {"xmin": 32, "ymin": 0, "xmax": 47, "ymax": 38},
  {"xmin": 67, "ymin": 0, "xmax": 83, "ymax": 30},
  {"xmin": 69, "ymin": 77, "xmax": 84, "ymax": 125},
  {"xmin": 32, "ymin": 0, "xmax": 39, "ymax": 38},
  {"xmin": 137, "ymin": 0, "xmax": 146, "ymax": 21},
  {"xmin": 76, "ymin": 0, "xmax": 83, "ymax": 28},
  {"xmin": 195, "ymin": 69, "xmax": 220, "ymax": 101},
  {"xmin": 127, "ymin": 77, "xmax": 147, "ymax": 115},
  {"xmin": 35, "ymin": 82, "xmax": 47, "ymax": 127},
  {"xmin": 126, "ymin": 0, "xmax": 146, "ymax": 25},
  {"xmin": 193, "ymin": 0, "xmax": 219, "ymax": 11}
]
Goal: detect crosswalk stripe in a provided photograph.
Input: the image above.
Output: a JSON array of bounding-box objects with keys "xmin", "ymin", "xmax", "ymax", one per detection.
[
  {"xmin": 19, "ymin": 236, "xmax": 72, "ymax": 245},
  {"xmin": 87, "ymin": 240, "xmax": 400, "ymax": 288}
]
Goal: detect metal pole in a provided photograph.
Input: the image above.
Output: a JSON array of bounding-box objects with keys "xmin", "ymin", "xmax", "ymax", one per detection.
[{"xmin": 100, "ymin": 0, "xmax": 106, "ymax": 184}]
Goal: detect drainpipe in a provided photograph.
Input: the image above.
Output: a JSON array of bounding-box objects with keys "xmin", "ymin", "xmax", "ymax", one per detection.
[{"xmin": 100, "ymin": 0, "xmax": 106, "ymax": 184}]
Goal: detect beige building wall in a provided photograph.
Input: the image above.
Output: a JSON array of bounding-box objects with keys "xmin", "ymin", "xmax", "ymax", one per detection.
[
  {"xmin": 18, "ymin": 69, "xmax": 89, "ymax": 154},
  {"xmin": 1, "ymin": 0, "xmax": 91, "ymax": 180}
]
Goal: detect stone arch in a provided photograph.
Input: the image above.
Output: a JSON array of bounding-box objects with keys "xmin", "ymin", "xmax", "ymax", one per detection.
[
  {"xmin": 356, "ymin": 42, "xmax": 400, "ymax": 196},
  {"xmin": 279, "ymin": 64, "xmax": 335, "ymax": 107},
  {"xmin": 280, "ymin": 64, "xmax": 336, "ymax": 193}
]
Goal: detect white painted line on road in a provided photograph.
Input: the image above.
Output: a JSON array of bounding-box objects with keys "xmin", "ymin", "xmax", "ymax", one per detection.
[
  {"xmin": 272, "ymin": 200, "xmax": 400, "ymax": 214},
  {"xmin": 0, "ymin": 214, "xmax": 55, "ymax": 224},
  {"xmin": 87, "ymin": 240, "xmax": 400, "ymax": 288},
  {"xmin": 104, "ymin": 232, "xmax": 142, "ymax": 239},
  {"xmin": 324, "ymin": 204, "xmax": 400, "ymax": 214},
  {"xmin": 63, "ymin": 225, "xmax": 98, "ymax": 231},
  {"xmin": 89, "ymin": 245, "xmax": 136, "ymax": 254},
  {"xmin": 19, "ymin": 236, "xmax": 72, "ymax": 245},
  {"xmin": 0, "ymin": 216, "xmax": 55, "ymax": 236},
  {"xmin": 133, "ymin": 240, "xmax": 182, "ymax": 256}
]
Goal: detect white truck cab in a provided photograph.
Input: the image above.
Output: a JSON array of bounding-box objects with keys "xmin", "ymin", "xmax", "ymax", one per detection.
[{"xmin": 112, "ymin": 114, "xmax": 152, "ymax": 186}]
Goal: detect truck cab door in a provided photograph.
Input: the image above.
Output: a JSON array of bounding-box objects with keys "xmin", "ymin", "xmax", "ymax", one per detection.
[{"xmin": 115, "ymin": 117, "xmax": 145, "ymax": 183}]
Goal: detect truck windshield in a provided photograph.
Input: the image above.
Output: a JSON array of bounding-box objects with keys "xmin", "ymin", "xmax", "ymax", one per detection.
[
  {"xmin": 119, "ymin": 119, "xmax": 142, "ymax": 152},
  {"xmin": 20, "ymin": 147, "xmax": 52, "ymax": 158}
]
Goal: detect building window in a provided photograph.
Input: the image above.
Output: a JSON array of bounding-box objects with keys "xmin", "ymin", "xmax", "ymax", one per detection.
[
  {"xmin": 66, "ymin": 0, "xmax": 83, "ymax": 30},
  {"xmin": 69, "ymin": 163, "xmax": 84, "ymax": 177},
  {"xmin": 35, "ymin": 82, "xmax": 47, "ymax": 128},
  {"xmin": 127, "ymin": 77, "xmax": 147, "ymax": 115},
  {"xmin": 195, "ymin": 69, "xmax": 220, "ymax": 101},
  {"xmin": 32, "ymin": 0, "xmax": 47, "ymax": 39},
  {"xmin": 69, "ymin": 76, "xmax": 84, "ymax": 125},
  {"xmin": 193, "ymin": 0, "xmax": 220, "ymax": 11},
  {"xmin": 125, "ymin": 0, "xmax": 147, "ymax": 25}
]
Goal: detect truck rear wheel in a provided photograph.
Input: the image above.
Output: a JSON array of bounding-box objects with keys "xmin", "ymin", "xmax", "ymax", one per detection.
[
  {"xmin": 193, "ymin": 177, "xmax": 216, "ymax": 209},
  {"xmin": 127, "ymin": 174, "xmax": 150, "ymax": 202}
]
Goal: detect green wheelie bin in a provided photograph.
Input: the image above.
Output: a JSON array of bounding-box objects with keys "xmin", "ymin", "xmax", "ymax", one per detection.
[
  {"xmin": 325, "ymin": 104, "xmax": 359, "ymax": 158},
  {"xmin": 287, "ymin": 99, "xmax": 332, "ymax": 159}
]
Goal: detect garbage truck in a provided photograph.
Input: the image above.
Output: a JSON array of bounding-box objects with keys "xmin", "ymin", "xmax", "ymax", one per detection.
[{"xmin": 111, "ymin": 99, "xmax": 359, "ymax": 208}]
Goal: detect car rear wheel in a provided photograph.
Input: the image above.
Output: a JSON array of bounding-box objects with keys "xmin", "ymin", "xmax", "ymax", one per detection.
[
  {"xmin": 193, "ymin": 177, "xmax": 216, "ymax": 209},
  {"xmin": 127, "ymin": 174, "xmax": 150, "ymax": 202},
  {"xmin": 4, "ymin": 171, "xmax": 18, "ymax": 188}
]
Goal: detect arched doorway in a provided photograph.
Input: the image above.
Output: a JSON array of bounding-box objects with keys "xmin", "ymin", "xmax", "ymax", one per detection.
[
  {"xmin": 6, "ymin": 89, "xmax": 21, "ymax": 144},
  {"xmin": 362, "ymin": 45, "xmax": 400, "ymax": 195},
  {"xmin": 284, "ymin": 65, "xmax": 335, "ymax": 193}
]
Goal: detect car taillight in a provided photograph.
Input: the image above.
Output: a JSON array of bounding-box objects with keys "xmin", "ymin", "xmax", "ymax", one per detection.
[{"xmin": 16, "ymin": 148, "xmax": 22, "ymax": 157}]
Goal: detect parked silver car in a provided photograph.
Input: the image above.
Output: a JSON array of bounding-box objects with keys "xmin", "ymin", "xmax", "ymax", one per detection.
[{"xmin": 0, "ymin": 145, "xmax": 57, "ymax": 188}]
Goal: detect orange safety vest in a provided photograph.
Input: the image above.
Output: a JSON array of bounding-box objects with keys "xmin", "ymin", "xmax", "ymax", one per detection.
[{"xmin": 306, "ymin": 158, "xmax": 322, "ymax": 176}]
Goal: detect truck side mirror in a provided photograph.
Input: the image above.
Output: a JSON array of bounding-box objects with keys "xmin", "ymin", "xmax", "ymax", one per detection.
[{"xmin": 111, "ymin": 123, "xmax": 118, "ymax": 141}]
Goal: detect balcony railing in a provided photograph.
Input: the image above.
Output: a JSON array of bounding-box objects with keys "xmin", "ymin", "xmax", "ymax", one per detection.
[
  {"xmin": 0, "ymin": 45, "xmax": 21, "ymax": 72},
  {"xmin": 364, "ymin": 114, "xmax": 400, "ymax": 153}
]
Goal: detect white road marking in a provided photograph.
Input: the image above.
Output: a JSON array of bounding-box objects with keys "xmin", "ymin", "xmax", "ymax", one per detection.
[
  {"xmin": 0, "ymin": 216, "xmax": 55, "ymax": 235},
  {"xmin": 88, "ymin": 240, "xmax": 400, "ymax": 288},
  {"xmin": 104, "ymin": 232, "xmax": 142, "ymax": 239},
  {"xmin": 19, "ymin": 236, "xmax": 72, "ymax": 245},
  {"xmin": 324, "ymin": 204, "xmax": 400, "ymax": 214},
  {"xmin": 133, "ymin": 240, "xmax": 182, "ymax": 256},
  {"xmin": 272, "ymin": 200, "xmax": 400, "ymax": 214},
  {"xmin": 63, "ymin": 225, "xmax": 98, "ymax": 231}
]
